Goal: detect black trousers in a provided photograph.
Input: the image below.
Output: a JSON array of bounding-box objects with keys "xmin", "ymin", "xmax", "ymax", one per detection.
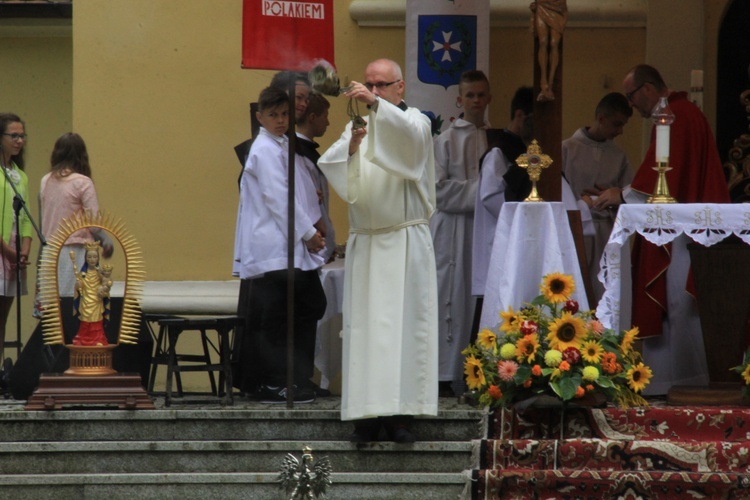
[{"xmin": 235, "ymin": 269, "xmax": 326, "ymax": 391}]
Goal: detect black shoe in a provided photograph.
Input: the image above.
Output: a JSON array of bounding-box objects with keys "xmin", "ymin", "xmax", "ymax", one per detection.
[
  {"xmin": 387, "ymin": 424, "xmax": 416, "ymax": 443},
  {"xmin": 256, "ymin": 384, "xmax": 315, "ymax": 404},
  {"xmin": 349, "ymin": 419, "xmax": 380, "ymax": 442},
  {"xmin": 383, "ymin": 417, "xmax": 416, "ymax": 443},
  {"xmin": 312, "ymin": 383, "xmax": 331, "ymax": 397},
  {"xmin": 300, "ymin": 380, "xmax": 332, "ymax": 397},
  {"xmin": 438, "ymin": 381, "xmax": 455, "ymax": 398}
]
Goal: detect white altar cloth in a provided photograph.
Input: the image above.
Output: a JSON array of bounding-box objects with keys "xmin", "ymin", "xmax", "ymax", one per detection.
[
  {"xmin": 597, "ymin": 203, "xmax": 748, "ymax": 331},
  {"xmin": 315, "ymin": 259, "xmax": 345, "ymax": 389},
  {"xmin": 480, "ymin": 202, "xmax": 589, "ymax": 331}
]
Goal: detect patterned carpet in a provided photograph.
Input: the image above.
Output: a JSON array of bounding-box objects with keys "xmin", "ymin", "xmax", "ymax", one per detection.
[{"xmin": 472, "ymin": 403, "xmax": 750, "ymax": 499}]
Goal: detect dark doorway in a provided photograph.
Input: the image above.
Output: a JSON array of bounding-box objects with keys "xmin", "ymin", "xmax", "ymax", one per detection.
[{"xmin": 717, "ymin": 0, "xmax": 750, "ymax": 164}]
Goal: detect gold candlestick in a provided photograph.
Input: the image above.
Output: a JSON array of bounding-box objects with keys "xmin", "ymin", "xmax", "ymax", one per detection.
[
  {"xmin": 516, "ymin": 139, "xmax": 552, "ymax": 202},
  {"xmin": 647, "ymin": 161, "xmax": 677, "ymax": 204}
]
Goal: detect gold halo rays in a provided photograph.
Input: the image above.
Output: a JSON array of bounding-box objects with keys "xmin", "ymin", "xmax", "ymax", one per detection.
[{"xmin": 37, "ymin": 211, "xmax": 145, "ymax": 346}]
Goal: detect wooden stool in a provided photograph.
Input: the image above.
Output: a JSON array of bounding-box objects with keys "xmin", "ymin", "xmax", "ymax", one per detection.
[
  {"xmin": 145, "ymin": 314, "xmax": 182, "ymax": 394},
  {"xmin": 155, "ymin": 316, "xmax": 242, "ymax": 406}
]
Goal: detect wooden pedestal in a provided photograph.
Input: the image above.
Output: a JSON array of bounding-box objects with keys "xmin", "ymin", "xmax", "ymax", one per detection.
[
  {"xmin": 668, "ymin": 242, "xmax": 750, "ymax": 406},
  {"xmin": 25, "ymin": 373, "xmax": 155, "ymax": 410}
]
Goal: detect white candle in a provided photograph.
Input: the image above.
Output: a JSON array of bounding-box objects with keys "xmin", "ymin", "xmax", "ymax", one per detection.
[
  {"xmin": 691, "ymin": 69, "xmax": 703, "ymax": 89},
  {"xmin": 656, "ymin": 124, "xmax": 670, "ymax": 163}
]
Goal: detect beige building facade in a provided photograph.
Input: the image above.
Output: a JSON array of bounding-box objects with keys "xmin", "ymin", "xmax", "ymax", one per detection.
[{"xmin": 0, "ymin": 1, "xmax": 741, "ymax": 385}]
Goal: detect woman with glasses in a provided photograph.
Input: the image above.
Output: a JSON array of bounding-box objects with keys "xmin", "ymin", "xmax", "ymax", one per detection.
[{"xmin": 0, "ymin": 113, "xmax": 32, "ymax": 361}]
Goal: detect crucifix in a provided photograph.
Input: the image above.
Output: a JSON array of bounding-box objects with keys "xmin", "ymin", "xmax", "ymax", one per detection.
[
  {"xmin": 528, "ymin": 1, "xmax": 594, "ymax": 304},
  {"xmin": 529, "ymin": 0, "xmax": 567, "ymax": 202}
]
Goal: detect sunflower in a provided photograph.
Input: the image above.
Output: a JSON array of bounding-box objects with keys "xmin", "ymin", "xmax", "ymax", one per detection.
[
  {"xmin": 540, "ymin": 272, "xmax": 575, "ymax": 304},
  {"xmin": 546, "ymin": 312, "xmax": 587, "ymax": 351},
  {"xmin": 626, "ymin": 362, "xmax": 653, "ymax": 392},
  {"xmin": 581, "ymin": 340, "xmax": 603, "ymax": 364},
  {"xmin": 515, "ymin": 335, "xmax": 540, "ymax": 363},
  {"xmin": 464, "ymin": 355, "xmax": 486, "ymax": 390},
  {"xmin": 743, "ymin": 364, "xmax": 750, "ymax": 385},
  {"xmin": 477, "ymin": 329, "xmax": 497, "ymax": 350},
  {"xmin": 620, "ymin": 327, "xmax": 639, "ymax": 354},
  {"xmin": 500, "ymin": 306, "xmax": 524, "ymax": 333}
]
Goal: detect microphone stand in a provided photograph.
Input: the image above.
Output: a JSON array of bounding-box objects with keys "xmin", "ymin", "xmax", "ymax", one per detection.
[{"xmin": 0, "ymin": 156, "xmax": 46, "ymax": 374}]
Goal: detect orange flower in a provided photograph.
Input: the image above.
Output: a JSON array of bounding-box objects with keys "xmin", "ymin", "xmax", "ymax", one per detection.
[
  {"xmin": 532, "ymin": 364, "xmax": 542, "ymax": 376},
  {"xmin": 575, "ymin": 386, "xmax": 585, "ymax": 398},
  {"xmin": 523, "ymin": 378, "xmax": 532, "ymax": 388},
  {"xmin": 601, "ymin": 352, "xmax": 618, "ymax": 374},
  {"xmin": 586, "ymin": 384, "xmax": 594, "ymax": 392},
  {"xmin": 559, "ymin": 360, "xmax": 571, "ymax": 372},
  {"xmin": 488, "ymin": 385, "xmax": 503, "ymax": 399}
]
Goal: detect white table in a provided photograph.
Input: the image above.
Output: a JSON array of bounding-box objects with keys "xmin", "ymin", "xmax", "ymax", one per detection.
[
  {"xmin": 480, "ymin": 202, "xmax": 589, "ymax": 330},
  {"xmin": 597, "ymin": 203, "xmax": 750, "ymax": 331},
  {"xmin": 315, "ymin": 259, "xmax": 345, "ymax": 389}
]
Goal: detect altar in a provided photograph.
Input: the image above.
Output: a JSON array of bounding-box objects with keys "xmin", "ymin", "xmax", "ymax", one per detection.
[
  {"xmin": 596, "ymin": 203, "xmax": 750, "ymax": 331},
  {"xmin": 597, "ymin": 203, "xmax": 750, "ymax": 399},
  {"xmin": 479, "ymin": 202, "xmax": 589, "ymax": 330}
]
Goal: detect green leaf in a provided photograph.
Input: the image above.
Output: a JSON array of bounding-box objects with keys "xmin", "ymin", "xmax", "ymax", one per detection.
[
  {"xmin": 595, "ymin": 377, "xmax": 615, "ymax": 389},
  {"xmin": 558, "ymin": 378, "xmax": 577, "ymax": 400},
  {"xmin": 515, "ymin": 365, "xmax": 531, "ymax": 383},
  {"xmin": 549, "ymin": 380, "xmax": 563, "ymax": 398}
]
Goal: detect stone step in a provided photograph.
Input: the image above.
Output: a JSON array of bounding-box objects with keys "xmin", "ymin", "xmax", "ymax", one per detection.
[
  {"xmin": 0, "ymin": 472, "xmax": 469, "ymax": 499},
  {"xmin": 0, "ymin": 397, "xmax": 481, "ymax": 499},
  {"xmin": 0, "ymin": 440, "xmax": 474, "ymax": 475},
  {"xmin": 0, "ymin": 400, "xmax": 485, "ymax": 443}
]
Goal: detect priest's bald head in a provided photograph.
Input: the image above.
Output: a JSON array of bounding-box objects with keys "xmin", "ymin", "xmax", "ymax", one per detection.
[{"xmin": 364, "ymin": 59, "xmax": 405, "ymax": 107}]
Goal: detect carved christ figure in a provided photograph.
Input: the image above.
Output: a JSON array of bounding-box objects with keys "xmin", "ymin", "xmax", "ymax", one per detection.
[{"xmin": 530, "ymin": 0, "xmax": 568, "ymax": 101}]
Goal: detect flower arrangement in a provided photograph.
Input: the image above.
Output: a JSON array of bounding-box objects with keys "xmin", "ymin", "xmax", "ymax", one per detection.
[
  {"xmin": 462, "ymin": 273, "xmax": 652, "ymax": 409},
  {"xmin": 731, "ymin": 352, "xmax": 750, "ymax": 398}
]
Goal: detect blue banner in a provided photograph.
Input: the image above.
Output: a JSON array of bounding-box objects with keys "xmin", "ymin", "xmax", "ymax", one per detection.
[{"xmin": 417, "ymin": 15, "xmax": 477, "ymax": 90}]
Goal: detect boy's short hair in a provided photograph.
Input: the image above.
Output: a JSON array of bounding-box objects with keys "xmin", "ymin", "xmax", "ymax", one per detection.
[
  {"xmin": 510, "ymin": 86, "xmax": 533, "ymax": 120},
  {"xmin": 299, "ymin": 93, "xmax": 330, "ymax": 125},
  {"xmin": 459, "ymin": 69, "xmax": 489, "ymax": 87},
  {"xmin": 270, "ymin": 71, "xmax": 310, "ymax": 91},
  {"xmin": 595, "ymin": 92, "xmax": 633, "ymax": 119},
  {"xmin": 258, "ymin": 86, "xmax": 289, "ymax": 112}
]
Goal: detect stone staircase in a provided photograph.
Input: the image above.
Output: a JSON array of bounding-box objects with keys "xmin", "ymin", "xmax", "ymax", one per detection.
[{"xmin": 0, "ymin": 395, "xmax": 485, "ymax": 499}]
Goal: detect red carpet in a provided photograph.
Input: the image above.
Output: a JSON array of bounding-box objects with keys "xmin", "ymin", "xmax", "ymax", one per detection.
[{"xmin": 472, "ymin": 404, "xmax": 750, "ymax": 498}]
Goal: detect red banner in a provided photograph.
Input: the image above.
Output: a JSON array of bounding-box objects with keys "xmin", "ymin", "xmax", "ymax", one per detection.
[{"xmin": 242, "ymin": 0, "xmax": 335, "ymax": 71}]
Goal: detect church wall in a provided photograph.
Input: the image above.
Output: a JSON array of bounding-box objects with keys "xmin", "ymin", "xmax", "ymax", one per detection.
[
  {"xmin": 0, "ymin": 29, "xmax": 72, "ymax": 342},
  {"xmin": 71, "ymin": 1, "xmax": 652, "ymax": 287},
  {"xmin": 0, "ymin": 1, "xmax": 730, "ymax": 380}
]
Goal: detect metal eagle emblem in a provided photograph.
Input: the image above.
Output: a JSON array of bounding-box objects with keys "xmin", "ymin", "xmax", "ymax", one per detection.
[{"xmin": 278, "ymin": 446, "xmax": 333, "ymax": 499}]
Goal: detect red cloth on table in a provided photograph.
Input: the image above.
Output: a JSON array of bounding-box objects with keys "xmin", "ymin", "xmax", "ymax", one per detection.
[{"xmin": 629, "ymin": 91, "xmax": 730, "ymax": 338}]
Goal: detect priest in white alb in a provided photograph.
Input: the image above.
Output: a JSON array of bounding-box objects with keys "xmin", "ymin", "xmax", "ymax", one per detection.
[{"xmin": 318, "ymin": 58, "xmax": 438, "ymax": 443}]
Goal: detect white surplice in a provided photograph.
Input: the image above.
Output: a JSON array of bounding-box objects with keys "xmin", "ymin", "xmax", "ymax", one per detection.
[
  {"xmin": 430, "ymin": 118, "xmax": 486, "ymax": 385},
  {"xmin": 562, "ymin": 128, "xmax": 633, "ymax": 305},
  {"xmin": 318, "ymin": 100, "xmax": 438, "ymax": 421}
]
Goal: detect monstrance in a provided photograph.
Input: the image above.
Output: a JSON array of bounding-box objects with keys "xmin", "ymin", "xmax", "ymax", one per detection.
[{"xmin": 516, "ymin": 139, "xmax": 553, "ymax": 202}]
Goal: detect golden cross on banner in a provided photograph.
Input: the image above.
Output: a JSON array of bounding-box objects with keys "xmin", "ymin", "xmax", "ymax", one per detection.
[{"xmin": 516, "ymin": 139, "xmax": 553, "ymax": 202}]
